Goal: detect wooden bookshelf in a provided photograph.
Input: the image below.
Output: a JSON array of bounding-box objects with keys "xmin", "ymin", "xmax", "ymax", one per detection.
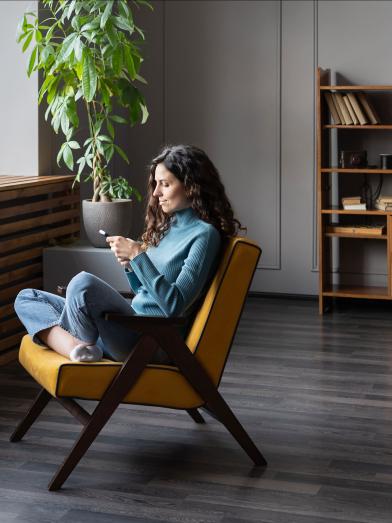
[
  {"xmin": 321, "ymin": 168, "xmax": 392, "ymax": 174},
  {"xmin": 322, "ymin": 285, "xmax": 390, "ymax": 299},
  {"xmin": 324, "ymin": 124, "xmax": 392, "ymax": 129},
  {"xmin": 317, "ymin": 68, "xmax": 392, "ymax": 313}
]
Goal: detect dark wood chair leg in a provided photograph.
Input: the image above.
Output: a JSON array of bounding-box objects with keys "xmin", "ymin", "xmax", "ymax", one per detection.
[
  {"xmin": 48, "ymin": 336, "xmax": 158, "ymax": 491},
  {"xmin": 187, "ymin": 408, "xmax": 205, "ymax": 424},
  {"xmin": 158, "ymin": 329, "xmax": 267, "ymax": 467},
  {"xmin": 201, "ymin": 405, "xmax": 219, "ymax": 421},
  {"xmin": 10, "ymin": 388, "xmax": 52, "ymax": 442},
  {"xmin": 203, "ymin": 397, "xmax": 267, "ymax": 466}
]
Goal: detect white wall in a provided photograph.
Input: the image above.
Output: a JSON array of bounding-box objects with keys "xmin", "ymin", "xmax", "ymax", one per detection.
[{"xmin": 0, "ymin": 1, "xmax": 38, "ymax": 176}]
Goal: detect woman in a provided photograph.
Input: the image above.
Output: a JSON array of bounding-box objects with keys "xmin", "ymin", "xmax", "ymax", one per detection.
[{"xmin": 14, "ymin": 145, "xmax": 241, "ymax": 363}]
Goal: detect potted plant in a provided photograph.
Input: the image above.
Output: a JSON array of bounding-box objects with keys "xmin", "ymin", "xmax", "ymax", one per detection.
[{"xmin": 17, "ymin": 0, "xmax": 151, "ymax": 247}]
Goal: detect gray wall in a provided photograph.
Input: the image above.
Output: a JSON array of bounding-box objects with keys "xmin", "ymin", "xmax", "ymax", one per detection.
[
  {"xmin": 0, "ymin": 1, "xmax": 39, "ymax": 176},
  {"xmin": 163, "ymin": 0, "xmax": 317, "ymax": 294},
  {"xmin": 21, "ymin": 0, "xmax": 392, "ymax": 295}
]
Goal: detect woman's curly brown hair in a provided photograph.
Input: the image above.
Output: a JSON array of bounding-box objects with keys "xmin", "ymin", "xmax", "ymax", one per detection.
[{"xmin": 141, "ymin": 145, "xmax": 241, "ymax": 247}]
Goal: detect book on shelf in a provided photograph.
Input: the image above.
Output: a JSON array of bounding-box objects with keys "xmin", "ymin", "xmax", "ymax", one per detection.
[
  {"xmin": 326, "ymin": 224, "xmax": 385, "ymax": 235},
  {"xmin": 334, "ymin": 92, "xmax": 353, "ymax": 124},
  {"xmin": 375, "ymin": 202, "xmax": 392, "ymax": 211},
  {"xmin": 375, "ymin": 196, "xmax": 392, "ymax": 211},
  {"xmin": 341, "ymin": 196, "xmax": 366, "ymax": 209},
  {"xmin": 346, "ymin": 92, "xmax": 369, "ymax": 125},
  {"xmin": 324, "ymin": 91, "xmax": 382, "ymax": 126},
  {"xmin": 342, "ymin": 196, "xmax": 362, "ymax": 205},
  {"xmin": 357, "ymin": 92, "xmax": 381, "ymax": 124},
  {"xmin": 343, "ymin": 203, "xmax": 367, "ymax": 210},
  {"xmin": 324, "ymin": 92, "xmax": 341, "ymax": 124},
  {"xmin": 343, "ymin": 95, "xmax": 359, "ymax": 125},
  {"xmin": 331, "ymin": 93, "xmax": 345, "ymax": 123}
]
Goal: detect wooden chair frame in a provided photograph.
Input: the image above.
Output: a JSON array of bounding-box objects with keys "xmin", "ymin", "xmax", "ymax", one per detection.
[{"xmin": 10, "ymin": 313, "xmax": 267, "ymax": 491}]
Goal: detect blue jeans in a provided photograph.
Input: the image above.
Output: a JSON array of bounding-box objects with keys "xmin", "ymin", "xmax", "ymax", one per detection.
[{"xmin": 14, "ymin": 271, "xmax": 147, "ymax": 361}]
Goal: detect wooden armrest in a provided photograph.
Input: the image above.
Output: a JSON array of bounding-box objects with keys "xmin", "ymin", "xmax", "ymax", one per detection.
[{"xmin": 104, "ymin": 312, "xmax": 187, "ymax": 331}]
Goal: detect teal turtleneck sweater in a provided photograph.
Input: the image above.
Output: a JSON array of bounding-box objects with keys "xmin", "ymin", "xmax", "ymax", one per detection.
[{"xmin": 126, "ymin": 207, "xmax": 221, "ymax": 317}]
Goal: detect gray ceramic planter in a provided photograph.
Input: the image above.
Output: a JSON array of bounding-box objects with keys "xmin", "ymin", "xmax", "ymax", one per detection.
[{"xmin": 82, "ymin": 199, "xmax": 133, "ymax": 248}]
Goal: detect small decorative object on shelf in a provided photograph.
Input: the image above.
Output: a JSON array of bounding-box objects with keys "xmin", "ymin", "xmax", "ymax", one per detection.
[
  {"xmin": 340, "ymin": 150, "xmax": 367, "ymax": 168},
  {"xmin": 317, "ymin": 67, "xmax": 392, "ymax": 313},
  {"xmin": 380, "ymin": 154, "xmax": 392, "ymax": 169}
]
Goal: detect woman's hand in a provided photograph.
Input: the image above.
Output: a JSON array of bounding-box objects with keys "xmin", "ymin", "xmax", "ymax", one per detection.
[{"xmin": 106, "ymin": 236, "xmax": 143, "ymax": 267}]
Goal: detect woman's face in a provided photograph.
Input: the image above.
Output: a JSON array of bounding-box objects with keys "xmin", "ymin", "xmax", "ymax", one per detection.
[{"xmin": 153, "ymin": 163, "xmax": 190, "ymax": 214}]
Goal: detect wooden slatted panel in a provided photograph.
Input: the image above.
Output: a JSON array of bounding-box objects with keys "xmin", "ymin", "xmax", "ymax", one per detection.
[{"xmin": 0, "ymin": 175, "xmax": 80, "ymax": 363}]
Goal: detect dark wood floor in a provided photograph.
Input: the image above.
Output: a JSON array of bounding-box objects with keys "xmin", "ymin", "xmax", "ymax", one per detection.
[{"xmin": 1, "ymin": 296, "xmax": 392, "ymax": 522}]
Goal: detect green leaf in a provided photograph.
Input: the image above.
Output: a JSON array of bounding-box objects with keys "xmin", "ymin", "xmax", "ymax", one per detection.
[
  {"xmin": 60, "ymin": 111, "xmax": 70, "ymax": 134},
  {"xmin": 101, "ymin": 0, "xmax": 113, "ymax": 29},
  {"xmin": 77, "ymin": 156, "xmax": 86, "ymax": 176},
  {"xmin": 106, "ymin": 21, "xmax": 118, "ymax": 47},
  {"xmin": 74, "ymin": 36, "xmax": 83, "ymax": 61},
  {"xmin": 107, "ymin": 120, "xmax": 114, "ymax": 139},
  {"xmin": 134, "ymin": 0, "xmax": 154, "ymax": 11},
  {"xmin": 106, "ymin": 144, "xmax": 114, "ymax": 162},
  {"xmin": 81, "ymin": 18, "xmax": 100, "ymax": 33},
  {"xmin": 96, "ymin": 140, "xmax": 104, "ymax": 155},
  {"xmin": 140, "ymin": 103, "xmax": 149, "ymax": 124},
  {"xmin": 135, "ymin": 73, "xmax": 147, "ymax": 85},
  {"xmin": 52, "ymin": 112, "xmax": 61, "ymax": 133},
  {"xmin": 71, "ymin": 14, "xmax": 81, "ymax": 31},
  {"xmin": 66, "ymin": 100, "xmax": 79, "ymax": 128},
  {"xmin": 45, "ymin": 102, "xmax": 52, "ymax": 121},
  {"xmin": 82, "ymin": 49, "xmax": 97, "ymax": 102},
  {"xmin": 134, "ymin": 26, "xmax": 145, "ymax": 40},
  {"xmin": 110, "ymin": 115, "xmax": 127, "ymax": 124},
  {"xmin": 67, "ymin": 0, "xmax": 77, "ymax": 19},
  {"xmin": 39, "ymin": 74, "xmax": 55, "ymax": 103},
  {"xmin": 22, "ymin": 31, "xmax": 33, "ymax": 52},
  {"xmin": 112, "ymin": 46, "xmax": 122, "ymax": 75},
  {"xmin": 40, "ymin": 44, "xmax": 54, "ymax": 65},
  {"xmin": 68, "ymin": 140, "xmax": 80, "ymax": 150},
  {"xmin": 119, "ymin": 0, "xmax": 132, "ymax": 21},
  {"xmin": 129, "ymin": 102, "xmax": 141, "ymax": 126},
  {"xmin": 113, "ymin": 16, "xmax": 133, "ymax": 33},
  {"xmin": 114, "ymin": 144, "xmax": 129, "ymax": 164},
  {"xmin": 58, "ymin": 32, "xmax": 77, "ymax": 62},
  {"xmin": 27, "ymin": 46, "xmax": 38, "ymax": 77},
  {"xmin": 98, "ymin": 135, "xmax": 112, "ymax": 143},
  {"xmin": 123, "ymin": 46, "xmax": 136, "ymax": 80},
  {"xmin": 63, "ymin": 144, "xmax": 74, "ymax": 170},
  {"xmin": 65, "ymin": 127, "xmax": 74, "ymax": 141},
  {"xmin": 56, "ymin": 143, "xmax": 65, "ymax": 166}
]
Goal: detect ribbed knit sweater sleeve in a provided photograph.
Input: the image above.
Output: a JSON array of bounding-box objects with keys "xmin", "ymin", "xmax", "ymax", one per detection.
[
  {"xmin": 125, "ymin": 270, "xmax": 142, "ymax": 294},
  {"xmin": 128, "ymin": 216, "xmax": 221, "ymax": 317}
]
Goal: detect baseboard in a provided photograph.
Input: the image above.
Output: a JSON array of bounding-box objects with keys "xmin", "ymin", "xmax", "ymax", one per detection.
[{"xmin": 248, "ymin": 291, "xmax": 318, "ymax": 301}]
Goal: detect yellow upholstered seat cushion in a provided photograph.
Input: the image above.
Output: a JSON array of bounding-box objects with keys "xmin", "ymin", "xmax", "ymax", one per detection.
[{"xmin": 19, "ymin": 335, "xmax": 204, "ymax": 409}]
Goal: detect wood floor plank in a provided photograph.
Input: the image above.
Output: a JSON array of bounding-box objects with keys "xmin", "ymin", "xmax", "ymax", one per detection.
[{"xmin": 1, "ymin": 296, "xmax": 392, "ymax": 522}]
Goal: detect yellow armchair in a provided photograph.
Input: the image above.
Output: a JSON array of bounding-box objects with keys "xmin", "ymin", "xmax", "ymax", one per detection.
[{"xmin": 10, "ymin": 236, "xmax": 267, "ymax": 490}]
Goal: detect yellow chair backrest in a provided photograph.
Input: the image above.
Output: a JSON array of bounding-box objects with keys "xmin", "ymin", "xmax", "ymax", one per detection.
[{"xmin": 185, "ymin": 237, "xmax": 261, "ymax": 387}]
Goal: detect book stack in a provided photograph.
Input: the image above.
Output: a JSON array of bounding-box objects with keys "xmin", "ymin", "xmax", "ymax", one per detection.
[
  {"xmin": 327, "ymin": 224, "xmax": 385, "ymax": 235},
  {"xmin": 324, "ymin": 91, "xmax": 381, "ymax": 125},
  {"xmin": 341, "ymin": 196, "xmax": 366, "ymax": 210},
  {"xmin": 375, "ymin": 196, "xmax": 392, "ymax": 211}
]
